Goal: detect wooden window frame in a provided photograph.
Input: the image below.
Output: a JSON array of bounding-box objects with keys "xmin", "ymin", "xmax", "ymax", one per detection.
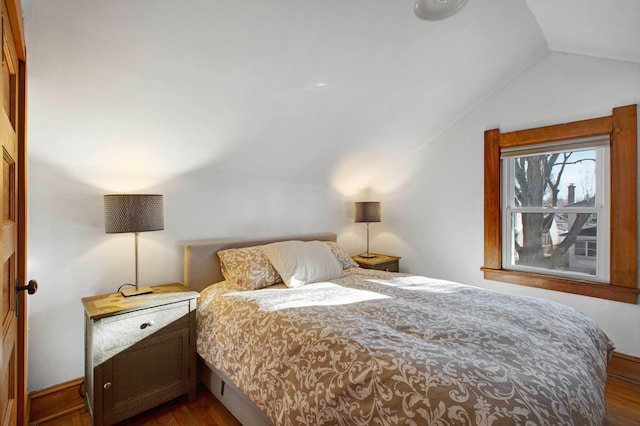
[{"xmin": 483, "ymin": 105, "xmax": 639, "ymax": 304}]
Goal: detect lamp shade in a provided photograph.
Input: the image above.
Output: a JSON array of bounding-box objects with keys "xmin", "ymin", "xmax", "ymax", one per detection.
[
  {"xmin": 104, "ymin": 194, "xmax": 164, "ymax": 233},
  {"xmin": 355, "ymin": 202, "xmax": 381, "ymax": 223}
]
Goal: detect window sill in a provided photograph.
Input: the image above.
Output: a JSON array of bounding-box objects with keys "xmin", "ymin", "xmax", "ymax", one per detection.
[{"xmin": 481, "ymin": 267, "xmax": 639, "ymax": 304}]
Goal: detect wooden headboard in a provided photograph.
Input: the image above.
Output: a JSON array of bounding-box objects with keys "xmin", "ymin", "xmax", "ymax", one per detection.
[{"xmin": 183, "ymin": 233, "xmax": 337, "ymax": 292}]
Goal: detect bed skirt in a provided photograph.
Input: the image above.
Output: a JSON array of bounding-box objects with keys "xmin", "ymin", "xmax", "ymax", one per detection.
[{"xmin": 198, "ymin": 357, "xmax": 271, "ymax": 426}]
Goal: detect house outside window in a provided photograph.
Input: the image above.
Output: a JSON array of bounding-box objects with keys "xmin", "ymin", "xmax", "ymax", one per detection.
[{"xmin": 574, "ymin": 240, "xmax": 597, "ymax": 257}]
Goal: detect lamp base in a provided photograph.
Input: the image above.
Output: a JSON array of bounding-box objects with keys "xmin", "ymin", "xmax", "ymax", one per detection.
[
  {"xmin": 121, "ymin": 286, "xmax": 154, "ymax": 297},
  {"xmin": 358, "ymin": 253, "xmax": 377, "ymax": 259}
]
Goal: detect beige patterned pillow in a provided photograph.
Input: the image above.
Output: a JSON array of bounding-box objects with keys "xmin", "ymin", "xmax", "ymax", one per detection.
[
  {"xmin": 325, "ymin": 241, "xmax": 359, "ymax": 269},
  {"xmin": 217, "ymin": 246, "xmax": 283, "ymax": 290}
]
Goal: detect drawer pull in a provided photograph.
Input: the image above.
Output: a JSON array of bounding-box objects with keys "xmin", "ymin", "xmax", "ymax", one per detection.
[
  {"xmin": 104, "ymin": 382, "xmax": 112, "ymax": 390},
  {"xmin": 140, "ymin": 321, "xmax": 154, "ymax": 329}
]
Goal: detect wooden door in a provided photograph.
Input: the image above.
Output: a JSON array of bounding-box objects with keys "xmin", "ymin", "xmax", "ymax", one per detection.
[{"xmin": 0, "ymin": 1, "xmax": 26, "ymax": 425}]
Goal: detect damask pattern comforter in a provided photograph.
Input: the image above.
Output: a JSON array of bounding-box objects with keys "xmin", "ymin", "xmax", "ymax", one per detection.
[{"xmin": 197, "ymin": 268, "xmax": 613, "ymax": 425}]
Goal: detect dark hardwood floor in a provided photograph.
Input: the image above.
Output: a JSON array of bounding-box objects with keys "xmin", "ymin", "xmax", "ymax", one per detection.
[
  {"xmin": 36, "ymin": 379, "xmax": 640, "ymax": 426},
  {"xmin": 35, "ymin": 385, "xmax": 240, "ymax": 426},
  {"xmin": 606, "ymin": 376, "xmax": 640, "ymax": 425}
]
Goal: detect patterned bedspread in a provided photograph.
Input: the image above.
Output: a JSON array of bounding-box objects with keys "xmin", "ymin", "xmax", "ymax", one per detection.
[{"xmin": 197, "ymin": 268, "xmax": 613, "ymax": 425}]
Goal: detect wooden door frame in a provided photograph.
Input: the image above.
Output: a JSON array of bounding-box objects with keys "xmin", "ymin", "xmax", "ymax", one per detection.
[
  {"xmin": 4, "ymin": 0, "xmax": 26, "ymax": 424},
  {"xmin": 16, "ymin": 57, "xmax": 26, "ymax": 426}
]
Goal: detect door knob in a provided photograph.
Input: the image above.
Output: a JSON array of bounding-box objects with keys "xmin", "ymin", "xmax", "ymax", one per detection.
[
  {"xmin": 15, "ymin": 279, "xmax": 38, "ymax": 317},
  {"xmin": 17, "ymin": 280, "xmax": 38, "ymax": 295}
]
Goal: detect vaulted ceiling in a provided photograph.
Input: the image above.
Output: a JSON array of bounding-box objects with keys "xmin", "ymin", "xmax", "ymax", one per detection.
[
  {"xmin": 22, "ymin": 0, "xmax": 640, "ymax": 190},
  {"xmin": 526, "ymin": 0, "xmax": 640, "ymax": 63}
]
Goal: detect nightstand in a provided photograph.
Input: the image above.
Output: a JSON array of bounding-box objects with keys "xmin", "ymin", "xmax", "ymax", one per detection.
[
  {"xmin": 82, "ymin": 283, "xmax": 198, "ymax": 426},
  {"xmin": 352, "ymin": 254, "xmax": 401, "ymax": 272}
]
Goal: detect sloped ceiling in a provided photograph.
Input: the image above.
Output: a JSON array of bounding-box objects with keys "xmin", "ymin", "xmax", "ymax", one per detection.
[
  {"xmin": 526, "ymin": 0, "xmax": 640, "ymax": 63},
  {"xmin": 21, "ymin": 0, "xmax": 640, "ymax": 192}
]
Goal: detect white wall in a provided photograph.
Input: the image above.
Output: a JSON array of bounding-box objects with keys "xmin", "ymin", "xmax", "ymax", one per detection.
[{"xmin": 373, "ymin": 51, "xmax": 640, "ymax": 356}]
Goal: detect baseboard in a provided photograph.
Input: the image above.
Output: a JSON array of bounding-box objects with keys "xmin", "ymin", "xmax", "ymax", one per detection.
[
  {"xmin": 608, "ymin": 351, "xmax": 640, "ymax": 385},
  {"xmin": 28, "ymin": 377, "xmax": 85, "ymax": 424}
]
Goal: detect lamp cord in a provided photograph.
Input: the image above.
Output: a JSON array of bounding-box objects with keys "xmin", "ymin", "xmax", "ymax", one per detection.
[{"xmin": 117, "ymin": 283, "xmax": 135, "ymax": 292}]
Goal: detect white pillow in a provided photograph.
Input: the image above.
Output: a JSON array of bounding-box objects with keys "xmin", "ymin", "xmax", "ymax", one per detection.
[{"xmin": 262, "ymin": 240, "xmax": 345, "ymax": 288}]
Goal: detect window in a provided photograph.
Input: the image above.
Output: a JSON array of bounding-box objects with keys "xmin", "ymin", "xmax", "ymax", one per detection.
[
  {"xmin": 574, "ymin": 241, "xmax": 597, "ymax": 258},
  {"xmin": 502, "ymin": 143, "xmax": 608, "ymax": 281},
  {"xmin": 483, "ymin": 105, "xmax": 639, "ymax": 304}
]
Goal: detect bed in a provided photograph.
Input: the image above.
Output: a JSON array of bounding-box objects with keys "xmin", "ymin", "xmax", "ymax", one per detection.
[{"xmin": 184, "ymin": 233, "xmax": 613, "ymax": 425}]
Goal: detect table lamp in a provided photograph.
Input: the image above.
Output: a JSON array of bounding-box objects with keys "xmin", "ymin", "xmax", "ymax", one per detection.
[
  {"xmin": 355, "ymin": 201, "xmax": 381, "ymax": 258},
  {"xmin": 104, "ymin": 194, "xmax": 164, "ymax": 296}
]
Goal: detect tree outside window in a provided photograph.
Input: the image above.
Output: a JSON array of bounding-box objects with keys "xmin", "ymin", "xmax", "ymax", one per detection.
[{"xmin": 503, "ymin": 147, "xmax": 607, "ymax": 281}]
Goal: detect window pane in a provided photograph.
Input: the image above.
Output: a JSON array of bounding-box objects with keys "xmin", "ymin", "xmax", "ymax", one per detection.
[
  {"xmin": 510, "ymin": 149, "xmax": 597, "ymax": 208},
  {"xmin": 509, "ymin": 212, "xmax": 597, "ymax": 276}
]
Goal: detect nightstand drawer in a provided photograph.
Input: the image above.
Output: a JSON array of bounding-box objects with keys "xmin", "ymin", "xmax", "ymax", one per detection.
[
  {"xmin": 94, "ymin": 302, "xmax": 189, "ymax": 365},
  {"xmin": 372, "ymin": 260, "xmax": 399, "ymax": 272}
]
